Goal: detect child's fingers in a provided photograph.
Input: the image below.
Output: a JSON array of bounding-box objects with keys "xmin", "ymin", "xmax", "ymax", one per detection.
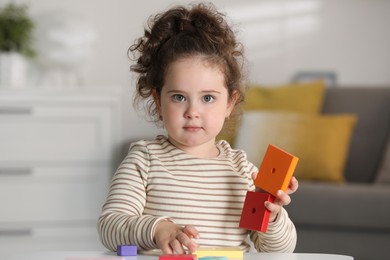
[
  {"xmin": 277, "ymin": 190, "xmax": 291, "ymax": 206},
  {"xmin": 160, "ymin": 242, "xmax": 174, "ymax": 255},
  {"xmin": 265, "ymin": 200, "xmax": 281, "ymax": 213},
  {"xmin": 265, "ymin": 190, "xmax": 291, "ymax": 213},
  {"xmin": 251, "ymin": 171, "xmax": 258, "ymax": 180},
  {"xmin": 287, "ymin": 176, "xmax": 299, "ymax": 194},
  {"xmin": 169, "ymin": 238, "xmax": 186, "ymax": 254},
  {"xmin": 176, "ymin": 229, "xmax": 198, "ymax": 253},
  {"xmin": 155, "ymin": 222, "xmax": 197, "ymax": 254},
  {"xmin": 183, "ymin": 225, "xmax": 200, "ymax": 240},
  {"xmin": 276, "ymin": 190, "xmax": 291, "ymax": 206}
]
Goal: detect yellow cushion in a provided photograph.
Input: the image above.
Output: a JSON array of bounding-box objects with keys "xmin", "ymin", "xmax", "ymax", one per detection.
[
  {"xmin": 234, "ymin": 112, "xmax": 357, "ymax": 183},
  {"xmin": 244, "ymin": 80, "xmax": 325, "ymax": 113},
  {"xmin": 218, "ymin": 80, "xmax": 326, "ymax": 145}
]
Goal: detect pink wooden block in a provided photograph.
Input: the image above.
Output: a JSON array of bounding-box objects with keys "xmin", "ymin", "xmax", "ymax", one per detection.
[{"xmin": 159, "ymin": 255, "xmax": 196, "ymax": 260}]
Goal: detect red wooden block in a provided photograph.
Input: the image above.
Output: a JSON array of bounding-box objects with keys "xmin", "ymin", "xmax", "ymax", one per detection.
[
  {"xmin": 239, "ymin": 191, "xmax": 275, "ymax": 232},
  {"xmin": 159, "ymin": 255, "xmax": 196, "ymax": 260},
  {"xmin": 254, "ymin": 144, "xmax": 299, "ymax": 197}
]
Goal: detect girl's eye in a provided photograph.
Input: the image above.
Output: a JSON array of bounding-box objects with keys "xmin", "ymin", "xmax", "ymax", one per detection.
[
  {"xmin": 172, "ymin": 94, "xmax": 185, "ymax": 102},
  {"xmin": 203, "ymin": 95, "xmax": 215, "ymax": 103}
]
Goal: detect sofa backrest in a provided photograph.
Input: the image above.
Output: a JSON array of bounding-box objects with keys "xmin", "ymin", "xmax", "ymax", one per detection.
[{"xmin": 322, "ymin": 87, "xmax": 390, "ymax": 182}]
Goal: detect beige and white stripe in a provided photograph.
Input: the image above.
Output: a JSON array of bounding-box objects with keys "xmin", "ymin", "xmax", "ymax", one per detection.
[{"xmin": 97, "ymin": 135, "xmax": 296, "ymax": 253}]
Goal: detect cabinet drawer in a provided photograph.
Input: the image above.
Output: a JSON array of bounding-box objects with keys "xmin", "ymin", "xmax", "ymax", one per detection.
[
  {"xmin": 0, "ymin": 166, "xmax": 110, "ymax": 222},
  {"xmin": 0, "ymin": 103, "xmax": 113, "ymax": 162},
  {"xmin": 0, "ymin": 224, "xmax": 105, "ymax": 260}
]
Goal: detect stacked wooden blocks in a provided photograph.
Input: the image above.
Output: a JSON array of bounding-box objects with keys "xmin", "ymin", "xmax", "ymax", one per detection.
[{"xmin": 239, "ymin": 144, "xmax": 299, "ymax": 232}]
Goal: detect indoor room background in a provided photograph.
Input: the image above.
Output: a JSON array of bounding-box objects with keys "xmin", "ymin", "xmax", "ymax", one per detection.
[
  {"xmin": 2, "ymin": 0, "xmax": 389, "ymax": 142},
  {"xmin": 0, "ymin": 0, "xmax": 389, "ymax": 259}
]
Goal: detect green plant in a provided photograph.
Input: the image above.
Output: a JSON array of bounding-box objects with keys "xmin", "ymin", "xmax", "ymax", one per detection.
[{"xmin": 0, "ymin": 2, "xmax": 35, "ymax": 57}]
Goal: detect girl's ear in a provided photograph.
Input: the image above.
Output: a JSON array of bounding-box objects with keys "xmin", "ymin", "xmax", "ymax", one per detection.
[
  {"xmin": 152, "ymin": 89, "xmax": 161, "ymax": 111},
  {"xmin": 226, "ymin": 90, "xmax": 239, "ymax": 117}
]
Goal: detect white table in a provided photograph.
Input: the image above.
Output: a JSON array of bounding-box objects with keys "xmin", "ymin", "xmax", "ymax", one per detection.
[{"xmin": 6, "ymin": 251, "xmax": 354, "ymax": 260}]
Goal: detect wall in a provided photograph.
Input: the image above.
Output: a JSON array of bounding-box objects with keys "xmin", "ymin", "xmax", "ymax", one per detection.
[{"xmin": 1, "ymin": 0, "xmax": 390, "ymax": 142}]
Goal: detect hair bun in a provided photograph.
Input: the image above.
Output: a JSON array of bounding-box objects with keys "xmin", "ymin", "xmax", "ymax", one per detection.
[{"xmin": 178, "ymin": 19, "xmax": 196, "ymax": 33}]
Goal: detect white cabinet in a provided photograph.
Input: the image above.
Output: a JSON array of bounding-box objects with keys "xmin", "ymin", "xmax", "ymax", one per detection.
[
  {"xmin": 0, "ymin": 87, "xmax": 123, "ymax": 259},
  {"xmin": 0, "ymin": 166, "xmax": 109, "ymax": 222}
]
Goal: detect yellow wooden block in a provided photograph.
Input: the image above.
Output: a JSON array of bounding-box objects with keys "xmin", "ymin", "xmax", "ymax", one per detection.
[{"xmin": 193, "ymin": 247, "xmax": 243, "ymax": 259}]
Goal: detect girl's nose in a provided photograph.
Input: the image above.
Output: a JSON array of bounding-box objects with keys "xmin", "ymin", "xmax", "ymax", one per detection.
[{"xmin": 185, "ymin": 103, "xmax": 200, "ymax": 118}]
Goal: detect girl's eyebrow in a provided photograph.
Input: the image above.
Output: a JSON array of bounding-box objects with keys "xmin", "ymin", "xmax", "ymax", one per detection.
[
  {"xmin": 166, "ymin": 89, "xmax": 184, "ymax": 93},
  {"xmin": 202, "ymin": 90, "xmax": 222, "ymax": 94},
  {"xmin": 166, "ymin": 89, "xmax": 222, "ymax": 94}
]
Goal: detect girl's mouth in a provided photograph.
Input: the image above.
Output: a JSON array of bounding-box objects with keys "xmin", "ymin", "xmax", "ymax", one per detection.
[{"xmin": 183, "ymin": 126, "xmax": 202, "ymax": 132}]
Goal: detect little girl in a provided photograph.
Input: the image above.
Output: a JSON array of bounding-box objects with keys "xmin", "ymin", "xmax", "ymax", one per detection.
[{"xmin": 98, "ymin": 3, "xmax": 298, "ymax": 255}]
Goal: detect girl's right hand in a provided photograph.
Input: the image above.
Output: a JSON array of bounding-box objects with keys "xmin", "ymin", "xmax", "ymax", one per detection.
[{"xmin": 154, "ymin": 220, "xmax": 199, "ymax": 254}]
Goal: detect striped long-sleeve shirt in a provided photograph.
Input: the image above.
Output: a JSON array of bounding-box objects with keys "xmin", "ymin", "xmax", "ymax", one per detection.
[{"xmin": 97, "ymin": 135, "xmax": 296, "ymax": 254}]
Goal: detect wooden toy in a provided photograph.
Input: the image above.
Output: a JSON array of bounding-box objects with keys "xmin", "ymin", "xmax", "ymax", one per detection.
[
  {"xmin": 198, "ymin": 257, "xmax": 228, "ymax": 260},
  {"xmin": 159, "ymin": 255, "xmax": 196, "ymax": 260},
  {"xmin": 117, "ymin": 245, "xmax": 137, "ymax": 256},
  {"xmin": 239, "ymin": 191, "xmax": 274, "ymax": 232},
  {"xmin": 193, "ymin": 247, "xmax": 243, "ymax": 259},
  {"xmin": 254, "ymin": 144, "xmax": 299, "ymax": 197}
]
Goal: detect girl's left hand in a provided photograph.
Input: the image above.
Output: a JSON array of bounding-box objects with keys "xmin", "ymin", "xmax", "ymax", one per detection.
[{"xmin": 251, "ymin": 173, "xmax": 299, "ymax": 222}]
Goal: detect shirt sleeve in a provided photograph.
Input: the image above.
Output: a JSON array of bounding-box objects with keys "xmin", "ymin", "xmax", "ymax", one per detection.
[
  {"xmin": 249, "ymin": 207, "xmax": 297, "ymax": 252},
  {"xmin": 97, "ymin": 141, "xmax": 171, "ymax": 251}
]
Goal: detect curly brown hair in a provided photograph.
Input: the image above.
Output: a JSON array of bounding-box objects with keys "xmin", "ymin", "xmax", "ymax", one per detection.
[{"xmin": 129, "ymin": 3, "xmax": 246, "ymax": 124}]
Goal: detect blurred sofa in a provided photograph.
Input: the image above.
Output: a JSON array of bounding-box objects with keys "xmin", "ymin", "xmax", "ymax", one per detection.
[
  {"xmin": 286, "ymin": 87, "xmax": 390, "ymax": 260},
  {"xmin": 234, "ymin": 85, "xmax": 390, "ymax": 260}
]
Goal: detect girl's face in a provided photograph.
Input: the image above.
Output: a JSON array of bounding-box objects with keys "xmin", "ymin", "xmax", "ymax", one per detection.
[{"xmin": 156, "ymin": 56, "xmax": 236, "ymax": 158}]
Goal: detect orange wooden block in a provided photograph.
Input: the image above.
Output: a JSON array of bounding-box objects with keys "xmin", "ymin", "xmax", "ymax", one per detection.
[
  {"xmin": 239, "ymin": 191, "xmax": 275, "ymax": 232},
  {"xmin": 254, "ymin": 144, "xmax": 299, "ymax": 197}
]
